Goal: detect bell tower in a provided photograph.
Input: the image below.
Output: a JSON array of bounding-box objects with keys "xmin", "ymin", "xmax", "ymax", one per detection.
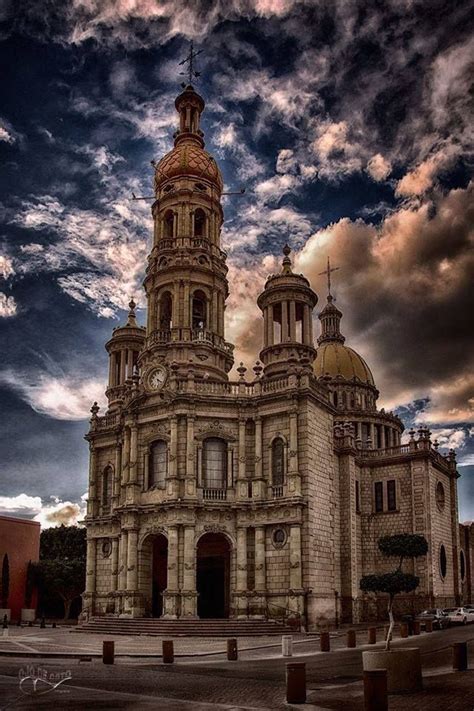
[
  {"xmin": 257, "ymin": 245, "xmax": 317, "ymax": 377},
  {"xmin": 139, "ymin": 83, "xmax": 234, "ymax": 385}
]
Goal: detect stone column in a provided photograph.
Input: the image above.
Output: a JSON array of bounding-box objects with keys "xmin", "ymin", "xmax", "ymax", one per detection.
[
  {"xmin": 370, "ymin": 422, "xmax": 376, "ymax": 449},
  {"xmin": 288, "ymin": 409, "xmax": 301, "ymax": 495},
  {"xmin": 267, "ymin": 304, "xmax": 274, "ymax": 346},
  {"xmin": 380, "ymin": 425, "xmax": 386, "ymax": 450},
  {"xmin": 113, "ymin": 441, "xmax": 121, "ymax": 503},
  {"xmin": 108, "ymin": 354, "xmax": 114, "ymax": 388},
  {"xmin": 254, "ymin": 526, "xmax": 266, "ymax": 617},
  {"xmin": 289, "ymin": 300, "xmax": 296, "ymax": 341},
  {"xmin": 303, "ymin": 304, "xmax": 312, "ymax": 345},
  {"xmin": 168, "ymin": 416, "xmax": 179, "ymax": 497},
  {"xmin": 127, "ymin": 349, "xmax": 133, "ymax": 379},
  {"xmin": 118, "ymin": 531, "xmax": 128, "ymax": 591},
  {"xmin": 85, "ymin": 538, "xmax": 97, "ymax": 593},
  {"xmin": 111, "ymin": 537, "xmax": 119, "ymax": 592},
  {"xmin": 183, "ymin": 281, "xmax": 190, "ymax": 329},
  {"xmin": 126, "ymin": 528, "xmax": 138, "ymax": 591},
  {"xmin": 357, "ymin": 421, "xmax": 363, "ymax": 442},
  {"xmin": 289, "ymin": 524, "xmax": 303, "ymax": 618},
  {"xmin": 185, "ymin": 415, "xmax": 196, "ymax": 497},
  {"xmin": 237, "ymin": 418, "xmax": 247, "ymax": 499},
  {"xmin": 119, "ymin": 350, "xmax": 126, "ymax": 384},
  {"xmin": 122, "ymin": 427, "xmax": 130, "ymax": 485},
  {"xmin": 235, "ymin": 526, "xmax": 248, "ymax": 618},
  {"xmin": 87, "ymin": 444, "xmax": 98, "ymax": 517},
  {"xmin": 163, "ymin": 526, "xmax": 179, "ymax": 618},
  {"xmin": 182, "ymin": 525, "xmax": 197, "ymax": 617},
  {"xmin": 253, "ymin": 416, "xmax": 265, "ymax": 499},
  {"xmin": 281, "ymin": 301, "xmax": 289, "ymax": 341}
]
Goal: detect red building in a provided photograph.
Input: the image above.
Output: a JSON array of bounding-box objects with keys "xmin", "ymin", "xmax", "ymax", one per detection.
[{"xmin": 0, "ymin": 515, "xmax": 40, "ymax": 621}]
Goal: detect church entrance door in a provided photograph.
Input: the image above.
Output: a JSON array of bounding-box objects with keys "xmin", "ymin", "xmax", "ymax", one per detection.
[
  {"xmin": 152, "ymin": 534, "xmax": 168, "ymax": 618},
  {"xmin": 196, "ymin": 533, "xmax": 230, "ymax": 619}
]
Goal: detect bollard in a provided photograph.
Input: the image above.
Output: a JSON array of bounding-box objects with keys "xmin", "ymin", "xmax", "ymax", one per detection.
[
  {"xmin": 452, "ymin": 642, "xmax": 468, "ymax": 671},
  {"xmin": 363, "ymin": 669, "xmax": 388, "ymax": 711},
  {"xmin": 320, "ymin": 631, "xmax": 330, "ymax": 652},
  {"xmin": 162, "ymin": 640, "xmax": 174, "ymax": 664},
  {"xmin": 28, "ymin": 621, "xmax": 33, "ymax": 628},
  {"xmin": 40, "ymin": 617, "xmax": 46, "ymax": 629},
  {"xmin": 413, "ymin": 620, "xmax": 420, "ymax": 636},
  {"xmin": 227, "ymin": 638, "xmax": 238, "ymax": 661},
  {"xmin": 347, "ymin": 629, "xmax": 356, "ymax": 648},
  {"xmin": 282, "ymin": 635, "xmax": 293, "ymax": 657},
  {"xmin": 425, "ymin": 619, "xmax": 433, "ymax": 633},
  {"xmin": 286, "ymin": 662, "xmax": 306, "ymax": 704},
  {"xmin": 368, "ymin": 627, "xmax": 376, "ymax": 645},
  {"xmin": 400, "ymin": 622, "xmax": 408, "ymax": 638},
  {"xmin": 102, "ymin": 640, "xmax": 115, "ymax": 665}
]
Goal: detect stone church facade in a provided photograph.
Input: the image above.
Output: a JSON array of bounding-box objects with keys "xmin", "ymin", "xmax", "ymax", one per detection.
[{"xmin": 83, "ymin": 84, "xmax": 471, "ymax": 628}]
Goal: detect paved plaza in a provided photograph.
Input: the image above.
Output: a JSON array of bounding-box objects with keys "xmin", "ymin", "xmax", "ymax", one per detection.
[{"xmin": 0, "ymin": 624, "xmax": 473, "ymax": 709}]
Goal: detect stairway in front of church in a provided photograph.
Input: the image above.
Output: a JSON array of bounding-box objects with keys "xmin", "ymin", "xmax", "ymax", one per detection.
[{"xmin": 77, "ymin": 617, "xmax": 296, "ymax": 636}]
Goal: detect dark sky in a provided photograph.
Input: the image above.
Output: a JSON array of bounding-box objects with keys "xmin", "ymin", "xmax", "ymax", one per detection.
[{"xmin": 0, "ymin": 0, "xmax": 472, "ymax": 525}]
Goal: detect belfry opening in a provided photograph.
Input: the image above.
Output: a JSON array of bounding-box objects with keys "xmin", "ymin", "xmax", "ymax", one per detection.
[{"xmin": 196, "ymin": 533, "xmax": 230, "ymax": 619}]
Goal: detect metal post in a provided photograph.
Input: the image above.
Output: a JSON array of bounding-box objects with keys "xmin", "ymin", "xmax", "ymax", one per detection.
[
  {"xmin": 103, "ymin": 640, "xmax": 114, "ymax": 665},
  {"xmin": 363, "ymin": 669, "xmax": 388, "ymax": 711},
  {"xmin": 413, "ymin": 620, "xmax": 420, "ymax": 635},
  {"xmin": 320, "ymin": 631, "xmax": 330, "ymax": 652},
  {"xmin": 227, "ymin": 638, "xmax": 238, "ymax": 661},
  {"xmin": 282, "ymin": 635, "xmax": 293, "ymax": 657},
  {"xmin": 286, "ymin": 662, "xmax": 306, "ymax": 704},
  {"xmin": 347, "ymin": 629, "xmax": 356, "ymax": 648},
  {"xmin": 163, "ymin": 640, "xmax": 174, "ymax": 664},
  {"xmin": 400, "ymin": 622, "xmax": 408, "ymax": 638},
  {"xmin": 452, "ymin": 642, "xmax": 468, "ymax": 671},
  {"xmin": 368, "ymin": 627, "xmax": 376, "ymax": 644},
  {"xmin": 425, "ymin": 619, "xmax": 433, "ymax": 633}
]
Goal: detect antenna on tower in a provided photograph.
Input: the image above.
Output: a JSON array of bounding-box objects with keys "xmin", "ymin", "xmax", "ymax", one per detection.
[{"xmin": 178, "ymin": 41, "xmax": 203, "ymax": 85}]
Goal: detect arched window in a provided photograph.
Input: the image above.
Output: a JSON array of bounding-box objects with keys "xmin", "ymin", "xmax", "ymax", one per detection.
[
  {"xmin": 163, "ymin": 210, "xmax": 174, "ymax": 238},
  {"xmin": 271, "ymin": 438, "xmax": 285, "ymax": 486},
  {"xmin": 102, "ymin": 465, "xmax": 112, "ymax": 507},
  {"xmin": 159, "ymin": 291, "xmax": 172, "ymax": 330},
  {"xmin": 203, "ymin": 438, "xmax": 227, "ymax": 489},
  {"xmin": 194, "ymin": 208, "xmax": 206, "ymax": 237},
  {"xmin": 192, "ymin": 289, "xmax": 207, "ymax": 329},
  {"xmin": 439, "ymin": 544, "xmax": 447, "ymax": 579},
  {"xmin": 149, "ymin": 441, "xmax": 167, "ymax": 489}
]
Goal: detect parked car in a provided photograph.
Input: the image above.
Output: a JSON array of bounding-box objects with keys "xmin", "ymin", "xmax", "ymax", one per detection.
[
  {"xmin": 417, "ymin": 608, "xmax": 450, "ymax": 630},
  {"xmin": 443, "ymin": 607, "xmax": 474, "ymax": 625}
]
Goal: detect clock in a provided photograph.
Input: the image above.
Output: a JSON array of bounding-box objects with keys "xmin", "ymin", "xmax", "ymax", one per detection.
[{"xmin": 148, "ymin": 365, "xmax": 167, "ymax": 391}]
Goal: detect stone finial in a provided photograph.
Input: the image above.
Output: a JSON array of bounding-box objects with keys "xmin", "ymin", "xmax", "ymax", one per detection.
[
  {"xmin": 237, "ymin": 362, "xmax": 247, "ymax": 380},
  {"xmin": 253, "ymin": 360, "xmax": 263, "ymax": 378},
  {"xmin": 126, "ymin": 298, "xmax": 138, "ymax": 327},
  {"xmin": 90, "ymin": 402, "xmax": 100, "ymax": 419},
  {"xmin": 409, "ymin": 428, "xmax": 416, "ymax": 440},
  {"xmin": 282, "ymin": 244, "xmax": 293, "ymax": 274},
  {"xmin": 433, "ymin": 439, "xmax": 439, "ymax": 450}
]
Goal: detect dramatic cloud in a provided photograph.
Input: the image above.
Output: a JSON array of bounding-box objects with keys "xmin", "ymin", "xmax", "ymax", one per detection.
[
  {"xmin": 0, "ymin": 292, "xmax": 17, "ymax": 317},
  {"xmin": 0, "ymin": 493, "xmax": 86, "ymax": 528},
  {"xmin": 0, "ymin": 369, "xmax": 106, "ymax": 420},
  {"xmin": 366, "ymin": 154, "xmax": 392, "ymax": 182}
]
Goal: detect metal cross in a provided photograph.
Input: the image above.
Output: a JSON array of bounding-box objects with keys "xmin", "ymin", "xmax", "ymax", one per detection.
[
  {"xmin": 318, "ymin": 257, "xmax": 340, "ymax": 296},
  {"xmin": 178, "ymin": 41, "xmax": 203, "ymax": 85}
]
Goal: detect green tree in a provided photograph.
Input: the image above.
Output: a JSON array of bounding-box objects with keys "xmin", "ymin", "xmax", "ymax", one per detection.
[
  {"xmin": 1, "ymin": 554, "xmax": 9, "ymax": 609},
  {"xmin": 24, "ymin": 560, "xmax": 35, "ymax": 608},
  {"xmin": 40, "ymin": 525, "xmax": 86, "ymax": 561},
  {"xmin": 360, "ymin": 534, "xmax": 428, "ymax": 650},
  {"xmin": 34, "ymin": 559, "xmax": 86, "ymax": 620},
  {"xmin": 36, "ymin": 525, "xmax": 87, "ymax": 619}
]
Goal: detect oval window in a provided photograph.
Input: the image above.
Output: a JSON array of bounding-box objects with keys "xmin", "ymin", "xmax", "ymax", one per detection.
[
  {"xmin": 460, "ymin": 550, "xmax": 466, "ymax": 582},
  {"xmin": 436, "ymin": 482, "xmax": 445, "ymax": 511},
  {"xmin": 272, "ymin": 528, "xmax": 287, "ymax": 548},
  {"xmin": 439, "ymin": 544, "xmax": 447, "ymax": 579}
]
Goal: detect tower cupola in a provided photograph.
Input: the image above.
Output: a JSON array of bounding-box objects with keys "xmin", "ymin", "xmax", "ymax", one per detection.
[{"xmin": 257, "ymin": 245, "xmax": 318, "ymax": 377}]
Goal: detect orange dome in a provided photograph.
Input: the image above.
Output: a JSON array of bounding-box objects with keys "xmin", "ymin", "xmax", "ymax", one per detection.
[{"xmin": 155, "ymin": 143, "xmax": 223, "ymax": 191}]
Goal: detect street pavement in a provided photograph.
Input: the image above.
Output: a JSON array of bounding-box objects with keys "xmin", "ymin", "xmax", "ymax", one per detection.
[{"xmin": 0, "ymin": 624, "xmax": 473, "ymax": 709}]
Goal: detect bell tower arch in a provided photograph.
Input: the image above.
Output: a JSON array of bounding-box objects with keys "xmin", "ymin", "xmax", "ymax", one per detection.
[{"xmin": 140, "ymin": 84, "xmax": 234, "ymax": 382}]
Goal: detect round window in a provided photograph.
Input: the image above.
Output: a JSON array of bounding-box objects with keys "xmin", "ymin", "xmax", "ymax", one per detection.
[
  {"xmin": 102, "ymin": 539, "xmax": 112, "ymax": 558},
  {"xmin": 272, "ymin": 528, "xmax": 287, "ymax": 549},
  {"xmin": 460, "ymin": 550, "xmax": 466, "ymax": 582},
  {"xmin": 436, "ymin": 482, "xmax": 445, "ymax": 511},
  {"xmin": 439, "ymin": 544, "xmax": 447, "ymax": 579}
]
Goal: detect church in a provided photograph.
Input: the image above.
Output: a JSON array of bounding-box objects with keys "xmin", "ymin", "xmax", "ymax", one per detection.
[{"xmin": 82, "ymin": 81, "xmax": 471, "ymax": 629}]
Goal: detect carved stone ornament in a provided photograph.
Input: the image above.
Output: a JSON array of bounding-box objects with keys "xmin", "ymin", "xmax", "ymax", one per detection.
[
  {"xmin": 184, "ymin": 562, "xmax": 195, "ymax": 571},
  {"xmin": 289, "ymin": 450, "xmax": 298, "ymax": 457},
  {"xmin": 101, "ymin": 539, "xmax": 112, "ymax": 558},
  {"xmin": 237, "ymin": 564, "xmax": 247, "ymax": 571},
  {"xmin": 203, "ymin": 524, "xmax": 228, "ymax": 533},
  {"xmin": 291, "ymin": 561, "xmax": 301, "ymax": 569}
]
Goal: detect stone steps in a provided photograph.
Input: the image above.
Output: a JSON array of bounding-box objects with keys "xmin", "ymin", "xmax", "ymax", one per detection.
[{"xmin": 78, "ymin": 617, "xmax": 293, "ymax": 636}]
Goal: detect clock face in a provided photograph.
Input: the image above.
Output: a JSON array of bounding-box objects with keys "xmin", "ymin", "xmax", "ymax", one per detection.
[{"xmin": 149, "ymin": 366, "xmax": 167, "ymax": 390}]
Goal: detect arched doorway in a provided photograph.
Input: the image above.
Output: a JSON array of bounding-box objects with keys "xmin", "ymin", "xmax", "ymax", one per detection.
[
  {"xmin": 196, "ymin": 533, "xmax": 231, "ymax": 619},
  {"xmin": 151, "ymin": 534, "xmax": 168, "ymax": 617}
]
